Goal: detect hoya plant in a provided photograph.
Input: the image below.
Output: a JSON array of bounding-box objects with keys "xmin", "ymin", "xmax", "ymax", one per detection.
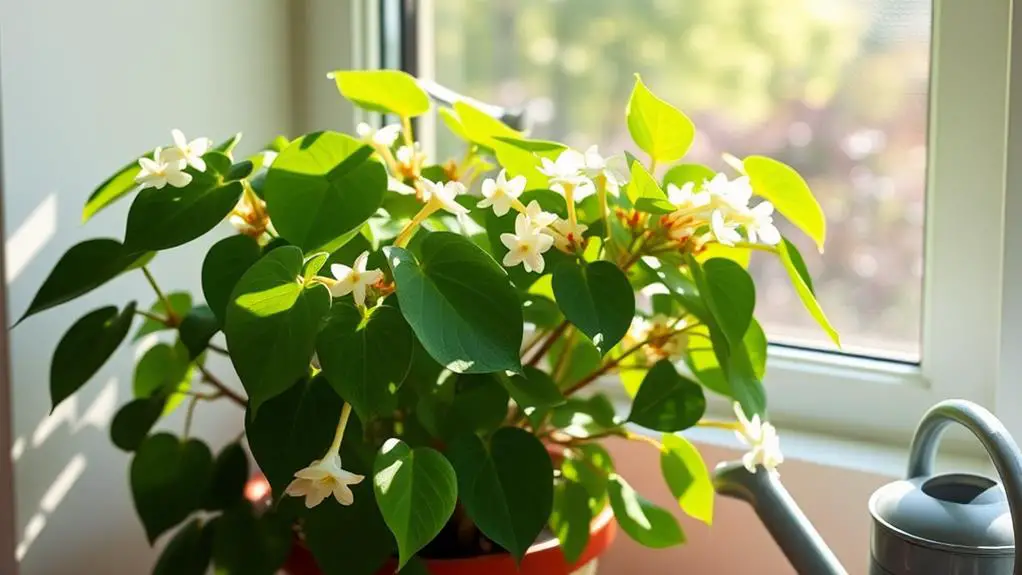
[{"xmin": 16, "ymin": 69, "xmax": 837, "ymax": 574}]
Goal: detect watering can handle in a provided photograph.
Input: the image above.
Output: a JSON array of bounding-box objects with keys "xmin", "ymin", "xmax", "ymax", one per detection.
[{"xmin": 906, "ymin": 399, "xmax": 1022, "ymax": 574}]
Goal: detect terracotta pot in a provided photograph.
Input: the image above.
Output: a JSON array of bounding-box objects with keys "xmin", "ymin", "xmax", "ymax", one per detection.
[{"xmin": 244, "ymin": 476, "xmax": 617, "ymax": 575}]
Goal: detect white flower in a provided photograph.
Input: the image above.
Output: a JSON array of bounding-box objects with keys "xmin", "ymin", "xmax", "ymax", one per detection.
[
  {"xmin": 744, "ymin": 201, "xmax": 781, "ymax": 245},
  {"xmin": 284, "ymin": 451, "xmax": 365, "ymax": 508},
  {"xmin": 356, "ymin": 122, "xmax": 402, "ymax": 148},
  {"xmin": 733, "ymin": 403, "xmax": 784, "ymax": 476},
  {"xmin": 538, "ymin": 149, "xmax": 588, "ymax": 187},
  {"xmin": 501, "ymin": 213, "xmax": 554, "ymax": 273},
  {"xmin": 135, "ymin": 147, "xmax": 192, "ymax": 190},
  {"xmin": 710, "ymin": 209, "xmax": 742, "ymax": 246},
  {"xmin": 330, "ymin": 250, "xmax": 384, "ymax": 307},
  {"xmin": 167, "ymin": 129, "xmax": 212, "ymax": 172},
  {"xmin": 387, "ymin": 176, "xmax": 417, "ymax": 196},
  {"xmin": 477, "ymin": 169, "xmax": 526, "ymax": 216},
  {"xmin": 666, "ymin": 182, "xmax": 711, "ymax": 212},
  {"xmin": 396, "ymin": 143, "xmax": 425, "ymax": 170},
  {"xmin": 705, "ymin": 173, "xmax": 753, "ymax": 213},
  {"xmin": 581, "ymin": 145, "xmax": 628, "ymax": 196},
  {"xmin": 523, "ymin": 200, "xmax": 558, "ymax": 229},
  {"xmin": 423, "ymin": 179, "xmax": 470, "ymax": 215},
  {"xmin": 546, "ymin": 217, "xmax": 588, "ymax": 252}
]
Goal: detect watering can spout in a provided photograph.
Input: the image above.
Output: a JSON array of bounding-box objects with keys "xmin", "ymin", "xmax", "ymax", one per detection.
[{"xmin": 713, "ymin": 462, "xmax": 848, "ymax": 575}]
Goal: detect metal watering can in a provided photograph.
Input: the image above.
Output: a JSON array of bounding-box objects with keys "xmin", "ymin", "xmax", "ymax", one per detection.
[{"xmin": 713, "ymin": 399, "xmax": 1022, "ymax": 574}]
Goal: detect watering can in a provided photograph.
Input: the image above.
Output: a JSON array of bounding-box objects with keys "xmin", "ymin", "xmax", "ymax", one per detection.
[{"xmin": 713, "ymin": 399, "xmax": 1022, "ymax": 574}]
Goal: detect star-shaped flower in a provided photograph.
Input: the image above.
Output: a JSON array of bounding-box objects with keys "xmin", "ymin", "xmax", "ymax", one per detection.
[
  {"xmin": 135, "ymin": 147, "xmax": 192, "ymax": 190},
  {"xmin": 478, "ymin": 169, "xmax": 526, "ymax": 216},
  {"xmin": 285, "ymin": 451, "xmax": 365, "ymax": 508},
  {"xmin": 330, "ymin": 250, "xmax": 384, "ymax": 307},
  {"xmin": 166, "ymin": 129, "xmax": 212, "ymax": 172},
  {"xmin": 501, "ymin": 213, "xmax": 554, "ymax": 273},
  {"xmin": 733, "ymin": 402, "xmax": 784, "ymax": 476}
]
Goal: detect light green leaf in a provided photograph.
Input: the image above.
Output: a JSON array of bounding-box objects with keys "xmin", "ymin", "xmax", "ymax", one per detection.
[
  {"xmin": 134, "ymin": 292, "xmax": 192, "ymax": 340},
  {"xmin": 316, "ymin": 300, "xmax": 414, "ymax": 420},
  {"xmin": 82, "ymin": 150, "xmax": 151, "ymax": 223},
  {"xmin": 224, "ymin": 246, "xmax": 331, "ymax": 412},
  {"xmin": 781, "ymin": 237, "xmax": 815, "ymax": 294},
  {"xmin": 626, "ymin": 75, "xmax": 695, "ymax": 164},
  {"xmin": 384, "ymin": 233, "xmax": 523, "ymax": 374},
  {"xmin": 500, "ymin": 366, "xmax": 565, "ymax": 409},
  {"xmin": 744, "ymin": 318, "xmax": 768, "ymax": 380},
  {"xmin": 130, "ymin": 433, "xmax": 213, "ymax": 544},
  {"xmin": 438, "ymin": 107, "xmax": 469, "ymax": 141},
  {"xmin": 454, "ymin": 100, "xmax": 523, "ymax": 150},
  {"xmin": 373, "ymin": 439, "xmax": 458, "ymax": 570},
  {"xmin": 17, "ymin": 239, "xmax": 151, "ymax": 324},
  {"xmin": 744, "ymin": 155, "xmax": 826, "ymax": 252},
  {"xmin": 700, "ymin": 258, "xmax": 755, "ymax": 346},
  {"xmin": 152, "ymin": 519, "xmax": 212, "ymax": 575},
  {"xmin": 608, "ymin": 474, "xmax": 685, "ymax": 548},
  {"xmin": 628, "ymin": 161, "xmax": 674, "ymax": 214},
  {"xmin": 264, "ymin": 132, "xmax": 387, "ymax": 253},
  {"xmin": 50, "ymin": 303, "xmax": 136, "ymax": 411},
  {"xmin": 777, "ymin": 239, "xmax": 839, "ymax": 347},
  {"xmin": 660, "ymin": 434, "xmax": 714, "ymax": 526},
  {"xmin": 552, "ymin": 260, "xmax": 635, "ymax": 355},
  {"xmin": 684, "ymin": 324, "xmax": 766, "ymax": 417},
  {"xmin": 302, "ymin": 252, "xmax": 329, "ymax": 279},
  {"xmin": 201, "ymin": 235, "xmax": 262, "ymax": 325},
  {"xmin": 204, "ymin": 443, "xmax": 249, "ymax": 512},
  {"xmin": 110, "ymin": 396, "xmax": 166, "ymax": 452},
  {"xmin": 331, "ymin": 69, "xmax": 430, "ymax": 117},
  {"xmin": 628, "ymin": 360, "xmax": 706, "ymax": 432},
  {"xmin": 446, "ymin": 428, "xmax": 554, "ymax": 562},
  {"xmin": 179, "ymin": 304, "xmax": 220, "ymax": 359},
  {"xmin": 561, "ymin": 444, "xmax": 615, "ymax": 514},
  {"xmin": 550, "ymin": 479, "xmax": 593, "ymax": 564},
  {"xmin": 211, "ymin": 502, "xmax": 291, "ymax": 575},
  {"xmin": 133, "ymin": 342, "xmax": 192, "ymax": 416},
  {"xmin": 662, "ymin": 164, "xmax": 716, "ymax": 190}
]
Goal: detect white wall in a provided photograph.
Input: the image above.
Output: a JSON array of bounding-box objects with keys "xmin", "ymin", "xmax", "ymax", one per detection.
[{"xmin": 1, "ymin": 1, "xmax": 293, "ymax": 573}]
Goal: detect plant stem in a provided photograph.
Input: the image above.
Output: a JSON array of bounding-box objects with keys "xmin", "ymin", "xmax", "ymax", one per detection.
[
  {"xmin": 135, "ymin": 310, "xmax": 168, "ymax": 324},
  {"xmin": 526, "ymin": 320, "xmax": 569, "ymax": 367},
  {"xmin": 551, "ymin": 327, "xmax": 576, "ymax": 383},
  {"xmin": 207, "ymin": 342, "xmax": 229, "ymax": 355},
  {"xmin": 328, "ymin": 403, "xmax": 353, "ymax": 454},
  {"xmin": 394, "ymin": 202, "xmax": 438, "ymax": 248},
  {"xmin": 141, "ymin": 266, "xmax": 180, "ymax": 325},
  {"xmin": 183, "ymin": 395, "xmax": 200, "ymax": 440},
  {"xmin": 197, "ymin": 364, "xmax": 247, "ymax": 407},
  {"xmin": 649, "ymin": 158, "xmax": 658, "ymax": 174},
  {"xmin": 596, "ymin": 176, "xmax": 611, "ymax": 259},
  {"xmin": 697, "ymin": 419, "xmax": 740, "ymax": 431},
  {"xmin": 564, "ymin": 325, "xmax": 699, "ymax": 396},
  {"xmin": 401, "ymin": 115, "xmax": 414, "ymax": 148},
  {"xmin": 626, "ymin": 431, "xmax": 663, "ymax": 451},
  {"xmin": 564, "ymin": 183, "xmax": 577, "ymax": 227}
]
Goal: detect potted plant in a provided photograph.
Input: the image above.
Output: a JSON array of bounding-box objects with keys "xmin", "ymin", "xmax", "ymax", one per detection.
[{"xmin": 14, "ymin": 68, "xmax": 837, "ymax": 574}]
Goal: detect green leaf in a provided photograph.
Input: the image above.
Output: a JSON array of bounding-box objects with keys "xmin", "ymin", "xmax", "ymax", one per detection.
[
  {"xmin": 50, "ymin": 303, "xmax": 136, "ymax": 410},
  {"xmin": 245, "ymin": 374, "xmax": 342, "ymax": 497},
  {"xmin": 265, "ymin": 131, "xmax": 387, "ymax": 253},
  {"xmin": 215, "ymin": 132, "xmax": 244, "ymax": 155},
  {"xmin": 521, "ymin": 293, "xmax": 563, "ymax": 328},
  {"xmin": 626, "ymin": 75, "xmax": 695, "ymax": 164},
  {"xmin": 152, "ymin": 519, "xmax": 213, "ymax": 575},
  {"xmin": 316, "ymin": 300, "xmax": 414, "ymax": 420},
  {"xmin": 204, "ymin": 443, "xmax": 249, "ymax": 512},
  {"xmin": 130, "ymin": 433, "xmax": 213, "ymax": 544},
  {"xmin": 550, "ymin": 396, "xmax": 621, "ymax": 439},
  {"xmin": 744, "ymin": 318, "xmax": 768, "ymax": 380},
  {"xmin": 700, "ymin": 258, "xmax": 755, "ymax": 346},
  {"xmin": 133, "ymin": 343, "xmax": 192, "ymax": 415},
  {"xmin": 373, "ymin": 439, "xmax": 458, "ymax": 570},
  {"xmin": 628, "ymin": 360, "xmax": 706, "ymax": 432},
  {"xmin": 446, "ymin": 428, "xmax": 554, "ymax": 562},
  {"xmin": 490, "ymin": 137, "xmax": 567, "ymax": 191},
  {"xmin": 744, "ymin": 155, "xmax": 826, "ymax": 251},
  {"xmin": 179, "ymin": 304, "xmax": 220, "ymax": 359},
  {"xmin": 201, "ymin": 235, "xmax": 262, "ymax": 324},
  {"xmin": 684, "ymin": 324, "xmax": 766, "ymax": 417},
  {"xmin": 384, "ymin": 233, "xmax": 523, "ymax": 374},
  {"xmin": 485, "ymin": 190, "xmax": 571, "ymax": 289},
  {"xmin": 331, "ymin": 69, "xmax": 430, "ymax": 117},
  {"xmin": 17, "ymin": 239, "xmax": 151, "ymax": 323},
  {"xmin": 224, "ymin": 246, "xmax": 331, "ymax": 412},
  {"xmin": 417, "ymin": 373, "xmax": 509, "ymax": 441},
  {"xmin": 552, "ymin": 260, "xmax": 635, "ymax": 355},
  {"xmin": 134, "ymin": 292, "xmax": 192, "ymax": 340},
  {"xmin": 628, "ymin": 161, "xmax": 674, "ymax": 214},
  {"xmin": 123, "ymin": 160, "xmax": 244, "ymax": 251},
  {"xmin": 302, "ymin": 251, "xmax": 330, "ymax": 278},
  {"xmin": 662, "ymin": 164, "xmax": 716, "ymax": 190},
  {"xmin": 561, "ymin": 444, "xmax": 615, "ymax": 513},
  {"xmin": 226, "ymin": 160, "xmax": 254, "ymax": 181},
  {"xmin": 453, "ymin": 100, "xmax": 522, "ymax": 150},
  {"xmin": 550, "ymin": 479, "xmax": 593, "ymax": 564},
  {"xmin": 500, "ymin": 366, "xmax": 565, "ymax": 409},
  {"xmin": 110, "ymin": 396, "xmax": 166, "ymax": 452},
  {"xmin": 660, "ymin": 434, "xmax": 714, "ymax": 526},
  {"xmin": 302, "ymin": 482, "xmax": 394, "ymax": 575},
  {"xmin": 82, "ymin": 151, "xmax": 150, "ymax": 223},
  {"xmin": 211, "ymin": 502, "xmax": 291, "ymax": 575},
  {"xmin": 439, "ymin": 107, "xmax": 469, "ymax": 141},
  {"xmin": 608, "ymin": 474, "xmax": 685, "ymax": 548},
  {"xmin": 776, "ymin": 239, "xmax": 839, "ymax": 347},
  {"xmin": 781, "ymin": 237, "xmax": 815, "ymax": 294}
]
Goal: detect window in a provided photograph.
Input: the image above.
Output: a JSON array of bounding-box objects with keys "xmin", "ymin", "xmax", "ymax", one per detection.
[{"xmin": 363, "ymin": 0, "xmax": 1012, "ymax": 448}]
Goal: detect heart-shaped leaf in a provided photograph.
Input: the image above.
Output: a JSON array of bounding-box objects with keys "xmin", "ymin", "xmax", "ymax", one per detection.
[
  {"xmin": 18, "ymin": 239, "xmax": 151, "ymax": 324},
  {"xmin": 661, "ymin": 433, "xmax": 714, "ymax": 526},
  {"xmin": 224, "ymin": 246, "xmax": 331, "ymax": 412},
  {"xmin": 445, "ymin": 428, "xmax": 554, "ymax": 562},
  {"xmin": 201, "ymin": 235, "xmax": 262, "ymax": 324},
  {"xmin": 373, "ymin": 439, "xmax": 458, "ymax": 570},
  {"xmin": 50, "ymin": 302, "xmax": 136, "ymax": 410},
  {"xmin": 384, "ymin": 232, "xmax": 523, "ymax": 374},
  {"xmin": 110, "ymin": 396, "xmax": 166, "ymax": 452},
  {"xmin": 608, "ymin": 474, "xmax": 684, "ymax": 548},
  {"xmin": 628, "ymin": 360, "xmax": 706, "ymax": 432},
  {"xmin": 331, "ymin": 69, "xmax": 431, "ymax": 117},
  {"xmin": 316, "ymin": 300, "xmax": 414, "ymax": 421},
  {"xmin": 550, "ymin": 479, "xmax": 592, "ymax": 564},
  {"xmin": 204, "ymin": 443, "xmax": 249, "ymax": 512},
  {"xmin": 626, "ymin": 75, "xmax": 695, "ymax": 164},
  {"xmin": 130, "ymin": 433, "xmax": 213, "ymax": 544},
  {"xmin": 152, "ymin": 519, "xmax": 213, "ymax": 575},
  {"xmin": 699, "ymin": 258, "xmax": 755, "ymax": 346},
  {"xmin": 552, "ymin": 260, "xmax": 634, "ymax": 354},
  {"xmin": 264, "ymin": 131, "xmax": 387, "ymax": 253},
  {"xmin": 179, "ymin": 304, "xmax": 220, "ymax": 359},
  {"xmin": 302, "ymin": 479, "xmax": 394, "ymax": 575}
]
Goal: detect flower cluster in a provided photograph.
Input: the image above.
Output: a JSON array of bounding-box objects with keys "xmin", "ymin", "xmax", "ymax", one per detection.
[
  {"xmin": 135, "ymin": 129, "xmax": 211, "ymax": 190},
  {"xmin": 627, "ymin": 314, "xmax": 690, "ymax": 363},
  {"xmin": 662, "ymin": 173, "xmax": 781, "ymax": 248}
]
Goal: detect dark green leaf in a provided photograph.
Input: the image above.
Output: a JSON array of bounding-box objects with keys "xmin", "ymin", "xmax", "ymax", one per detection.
[
  {"xmin": 500, "ymin": 366, "xmax": 565, "ymax": 409},
  {"xmin": 134, "ymin": 292, "xmax": 192, "ymax": 340},
  {"xmin": 245, "ymin": 375, "xmax": 342, "ymax": 497},
  {"xmin": 384, "ymin": 232, "xmax": 523, "ymax": 374},
  {"xmin": 110, "ymin": 396, "xmax": 166, "ymax": 452},
  {"xmin": 552, "ymin": 260, "xmax": 634, "ymax": 354},
  {"xmin": 82, "ymin": 152, "xmax": 151, "ymax": 222},
  {"xmin": 130, "ymin": 433, "xmax": 213, "ymax": 544},
  {"xmin": 521, "ymin": 293, "xmax": 563, "ymax": 328},
  {"xmin": 331, "ymin": 69, "xmax": 431, "ymax": 117},
  {"xmin": 264, "ymin": 131, "xmax": 387, "ymax": 253},
  {"xmin": 204, "ymin": 443, "xmax": 249, "ymax": 512},
  {"xmin": 661, "ymin": 434, "xmax": 714, "ymax": 525},
  {"xmin": 50, "ymin": 303, "xmax": 136, "ymax": 410},
  {"xmin": 417, "ymin": 372, "xmax": 509, "ymax": 441},
  {"xmin": 226, "ymin": 160, "xmax": 254, "ymax": 181},
  {"xmin": 550, "ymin": 395, "xmax": 621, "ymax": 439},
  {"xmin": 316, "ymin": 301, "xmax": 414, "ymax": 420},
  {"xmin": 550, "ymin": 479, "xmax": 592, "ymax": 564},
  {"xmin": 548, "ymin": 336, "xmax": 602, "ymax": 387},
  {"xmin": 628, "ymin": 360, "xmax": 706, "ymax": 432},
  {"xmin": 446, "ymin": 428, "xmax": 553, "ymax": 562},
  {"xmin": 133, "ymin": 343, "xmax": 192, "ymax": 415},
  {"xmin": 700, "ymin": 258, "xmax": 755, "ymax": 346},
  {"xmin": 201, "ymin": 235, "xmax": 262, "ymax": 324},
  {"xmin": 372, "ymin": 439, "xmax": 458, "ymax": 570},
  {"xmin": 18, "ymin": 239, "xmax": 151, "ymax": 323},
  {"xmin": 224, "ymin": 246, "xmax": 331, "ymax": 412},
  {"xmin": 178, "ymin": 304, "xmax": 220, "ymax": 359},
  {"xmin": 215, "ymin": 132, "xmax": 244, "ymax": 155},
  {"xmin": 608, "ymin": 474, "xmax": 685, "ymax": 548},
  {"xmin": 777, "ymin": 238, "xmax": 839, "ymax": 346},
  {"xmin": 211, "ymin": 502, "xmax": 291, "ymax": 575},
  {"xmin": 302, "ymin": 483, "xmax": 394, "ymax": 575},
  {"xmin": 152, "ymin": 519, "xmax": 212, "ymax": 575}
]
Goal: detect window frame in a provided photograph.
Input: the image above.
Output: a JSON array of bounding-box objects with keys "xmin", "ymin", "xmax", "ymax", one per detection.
[{"xmin": 361, "ymin": 0, "xmax": 1014, "ymax": 453}]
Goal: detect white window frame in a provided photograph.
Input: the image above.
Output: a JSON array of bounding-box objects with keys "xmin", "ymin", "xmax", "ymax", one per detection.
[{"xmin": 356, "ymin": 0, "xmax": 1015, "ymax": 453}]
